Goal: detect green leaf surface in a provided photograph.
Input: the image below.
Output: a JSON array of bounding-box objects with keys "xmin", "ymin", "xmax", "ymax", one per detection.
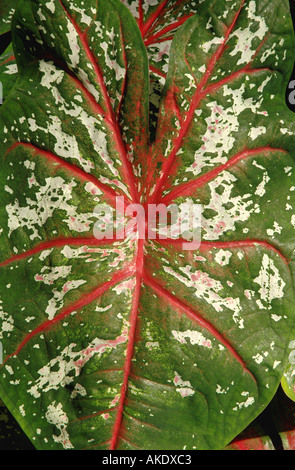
[
  {"xmin": 0, "ymin": 48, "xmax": 17, "ymax": 104},
  {"xmin": 0, "ymin": 0, "xmax": 18, "ymax": 103},
  {"xmin": 121, "ymin": 0, "xmax": 201, "ymax": 140},
  {"xmin": 0, "ymin": 0, "xmax": 295, "ymax": 451},
  {"xmin": 0, "ymin": 0, "xmax": 17, "ymax": 35}
]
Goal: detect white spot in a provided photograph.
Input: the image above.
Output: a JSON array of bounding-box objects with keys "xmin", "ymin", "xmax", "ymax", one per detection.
[
  {"xmin": 172, "ymin": 329, "xmax": 212, "ymax": 348},
  {"xmin": 228, "ymin": 1, "xmax": 268, "ymax": 66},
  {"xmin": 45, "ymin": 1, "xmax": 55, "ymax": 13},
  {"xmin": 45, "ymin": 402, "xmax": 73, "ymax": 449},
  {"xmin": 253, "ymin": 254, "xmax": 285, "ymax": 310},
  {"xmin": 214, "ymin": 249, "xmax": 232, "ymax": 266},
  {"xmin": 173, "ymin": 372, "xmax": 195, "ymax": 397},
  {"xmin": 248, "ymin": 126, "xmax": 266, "ymax": 141}
]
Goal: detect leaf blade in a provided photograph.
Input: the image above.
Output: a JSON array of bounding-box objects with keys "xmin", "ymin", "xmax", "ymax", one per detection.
[{"xmin": 0, "ymin": 0, "xmax": 295, "ymax": 451}]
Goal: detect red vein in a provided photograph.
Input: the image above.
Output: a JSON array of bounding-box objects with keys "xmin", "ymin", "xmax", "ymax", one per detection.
[
  {"xmin": 109, "ymin": 238, "xmax": 144, "ymax": 450},
  {"xmin": 138, "ymin": 0, "xmax": 144, "ymax": 31},
  {"xmin": 6, "ymin": 142, "xmax": 127, "ymax": 205},
  {"xmin": 143, "ymin": 273, "xmax": 256, "ymax": 382},
  {"xmin": 2, "ymin": 267, "xmax": 136, "ymax": 365},
  {"xmin": 42, "ymin": 52, "xmax": 107, "ymax": 118},
  {"xmin": 115, "ymin": 436, "xmax": 141, "ymax": 450},
  {"xmin": 161, "ymin": 147, "xmax": 286, "ymax": 204},
  {"xmin": 58, "ymin": 0, "xmax": 111, "ymax": 118},
  {"xmin": 200, "ymin": 240, "xmax": 290, "ymax": 266},
  {"xmin": 157, "ymin": 238, "xmax": 290, "ymax": 266},
  {"xmin": 148, "ymin": 0, "xmax": 247, "ymax": 204},
  {"xmin": 144, "ymin": 14, "xmax": 194, "ymax": 46},
  {"xmin": 70, "ymin": 407, "xmax": 118, "ymax": 424},
  {"xmin": 147, "ymin": 34, "xmax": 174, "ymax": 44},
  {"xmin": 58, "ymin": 0, "xmax": 140, "ymax": 204},
  {"xmin": 141, "ymin": 0, "xmax": 170, "ymax": 37},
  {"xmin": 0, "ymin": 236, "xmax": 121, "ymax": 268},
  {"xmin": 0, "ymin": 54, "xmax": 15, "ymax": 66},
  {"xmin": 204, "ymin": 66, "xmax": 272, "ymax": 96},
  {"xmin": 149, "ymin": 64, "xmax": 167, "ymax": 79},
  {"xmin": 124, "ymin": 410, "xmax": 160, "ymax": 431}
]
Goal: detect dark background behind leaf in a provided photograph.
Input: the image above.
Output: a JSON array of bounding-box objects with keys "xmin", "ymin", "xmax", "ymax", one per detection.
[{"xmin": 0, "ymin": 399, "xmax": 34, "ymax": 450}]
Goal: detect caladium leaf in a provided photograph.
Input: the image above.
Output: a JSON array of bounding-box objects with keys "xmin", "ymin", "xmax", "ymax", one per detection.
[
  {"xmin": 121, "ymin": 0, "xmax": 200, "ymax": 140},
  {"xmin": 0, "ymin": 48, "xmax": 18, "ymax": 104},
  {"xmin": 0, "ymin": 0, "xmax": 17, "ymax": 36},
  {"xmin": 0, "ymin": 0, "xmax": 17, "ymax": 62},
  {"xmin": 0, "ymin": 0, "xmax": 295, "ymax": 451},
  {"xmin": 225, "ymin": 422, "xmax": 275, "ymax": 450},
  {"xmin": 0, "ymin": 2, "xmax": 18, "ymax": 106},
  {"xmin": 0, "ymin": 1, "xmax": 17, "ymax": 106}
]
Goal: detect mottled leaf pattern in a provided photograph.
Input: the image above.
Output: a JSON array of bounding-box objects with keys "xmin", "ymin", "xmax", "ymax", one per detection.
[
  {"xmin": 121, "ymin": 0, "xmax": 200, "ymax": 139},
  {"xmin": 0, "ymin": 0, "xmax": 295, "ymax": 451},
  {"xmin": 0, "ymin": 0, "xmax": 17, "ymax": 36},
  {"xmin": 0, "ymin": 48, "xmax": 17, "ymax": 104}
]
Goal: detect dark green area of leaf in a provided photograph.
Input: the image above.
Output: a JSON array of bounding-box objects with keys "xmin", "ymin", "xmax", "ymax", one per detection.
[
  {"xmin": 0, "ymin": 385, "xmax": 294, "ymax": 450},
  {"xmin": 0, "ymin": 0, "xmax": 17, "ymax": 35}
]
